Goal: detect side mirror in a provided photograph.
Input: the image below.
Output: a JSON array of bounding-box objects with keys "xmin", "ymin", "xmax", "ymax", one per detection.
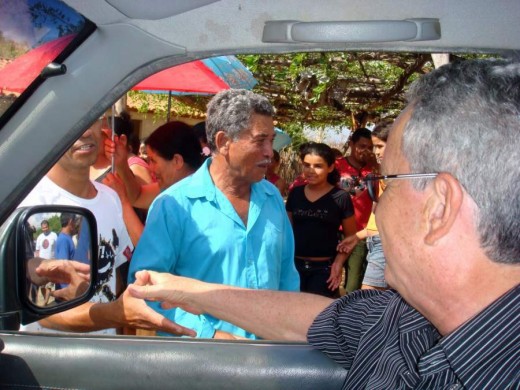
[{"xmin": 17, "ymin": 206, "xmax": 98, "ymax": 322}]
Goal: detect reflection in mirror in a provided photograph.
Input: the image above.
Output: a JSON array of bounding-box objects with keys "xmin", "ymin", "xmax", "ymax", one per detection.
[{"xmin": 25, "ymin": 211, "xmax": 92, "ymax": 308}]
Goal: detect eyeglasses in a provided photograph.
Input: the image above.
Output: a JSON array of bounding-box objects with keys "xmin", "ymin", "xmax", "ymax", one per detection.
[{"xmin": 364, "ymin": 173, "xmax": 438, "ymax": 202}]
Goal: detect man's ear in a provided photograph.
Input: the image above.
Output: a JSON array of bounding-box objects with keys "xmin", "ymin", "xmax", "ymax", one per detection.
[
  {"xmin": 173, "ymin": 153, "xmax": 185, "ymax": 168},
  {"xmin": 215, "ymin": 131, "xmax": 231, "ymax": 155},
  {"xmin": 424, "ymin": 173, "xmax": 464, "ymax": 245}
]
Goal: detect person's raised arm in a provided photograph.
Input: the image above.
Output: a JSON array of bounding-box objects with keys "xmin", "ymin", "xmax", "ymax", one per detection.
[
  {"xmin": 129, "ymin": 270, "xmax": 333, "ymax": 341},
  {"xmin": 131, "ymin": 182, "xmax": 161, "ymax": 209},
  {"xmin": 104, "ymin": 138, "xmax": 161, "ymax": 209},
  {"xmin": 103, "ymin": 173, "xmax": 144, "ymax": 246},
  {"xmin": 104, "ymin": 136, "xmax": 143, "ymax": 205}
]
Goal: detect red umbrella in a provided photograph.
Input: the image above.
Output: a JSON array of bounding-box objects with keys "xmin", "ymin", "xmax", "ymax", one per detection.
[
  {"xmin": 132, "ymin": 61, "xmax": 229, "ymax": 94},
  {"xmin": 132, "ymin": 55, "xmax": 257, "ymax": 120},
  {"xmin": 0, "ymin": 34, "xmax": 75, "ymax": 94},
  {"xmin": 132, "ymin": 55, "xmax": 256, "ymax": 94}
]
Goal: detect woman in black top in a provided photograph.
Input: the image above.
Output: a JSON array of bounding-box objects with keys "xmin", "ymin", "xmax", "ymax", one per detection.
[{"xmin": 286, "ymin": 142, "xmax": 356, "ymax": 297}]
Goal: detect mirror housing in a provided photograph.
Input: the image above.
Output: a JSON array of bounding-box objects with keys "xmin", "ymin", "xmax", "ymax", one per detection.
[{"xmin": 0, "ymin": 205, "xmax": 98, "ymax": 329}]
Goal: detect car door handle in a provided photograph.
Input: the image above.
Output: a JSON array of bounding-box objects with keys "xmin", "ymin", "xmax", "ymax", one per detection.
[{"xmin": 262, "ymin": 19, "xmax": 440, "ymax": 43}]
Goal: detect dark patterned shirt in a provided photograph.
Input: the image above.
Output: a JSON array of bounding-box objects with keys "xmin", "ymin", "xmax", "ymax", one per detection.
[{"xmin": 308, "ymin": 286, "xmax": 519, "ymax": 389}]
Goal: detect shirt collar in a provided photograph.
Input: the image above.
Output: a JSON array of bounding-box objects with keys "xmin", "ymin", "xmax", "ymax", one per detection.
[
  {"xmin": 184, "ymin": 157, "xmax": 277, "ymax": 201},
  {"xmin": 184, "ymin": 158, "xmax": 217, "ymax": 201},
  {"xmin": 437, "ymin": 284, "xmax": 520, "ymax": 387},
  {"xmin": 398, "ymin": 298, "xmax": 442, "ymax": 376}
]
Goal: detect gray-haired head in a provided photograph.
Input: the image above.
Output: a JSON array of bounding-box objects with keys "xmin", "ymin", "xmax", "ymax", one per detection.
[
  {"xmin": 205, "ymin": 89, "xmax": 274, "ymax": 152},
  {"xmin": 402, "ymin": 58, "xmax": 520, "ymax": 264}
]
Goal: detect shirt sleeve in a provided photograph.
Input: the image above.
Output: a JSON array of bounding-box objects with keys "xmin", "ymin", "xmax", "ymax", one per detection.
[
  {"xmin": 128, "ymin": 195, "xmax": 179, "ymax": 281},
  {"xmin": 128, "ymin": 194, "xmax": 217, "ymax": 338},
  {"xmin": 337, "ymin": 189, "xmax": 355, "ymax": 219},
  {"xmin": 307, "ymin": 289, "xmax": 391, "ymax": 369}
]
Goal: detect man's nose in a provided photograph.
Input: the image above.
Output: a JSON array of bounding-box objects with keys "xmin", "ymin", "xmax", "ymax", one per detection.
[{"xmin": 264, "ymin": 142, "xmax": 274, "ymax": 158}]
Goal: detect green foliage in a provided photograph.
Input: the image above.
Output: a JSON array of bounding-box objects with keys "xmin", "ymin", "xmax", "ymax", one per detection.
[
  {"xmin": 238, "ymin": 52, "xmax": 434, "ymax": 130},
  {"xmin": 0, "ymin": 33, "xmax": 28, "ymax": 60},
  {"xmin": 129, "ymin": 52, "xmax": 499, "ymax": 139},
  {"xmin": 47, "ymin": 215, "xmax": 61, "ymax": 233},
  {"xmin": 280, "ymin": 122, "xmax": 308, "ymax": 150},
  {"xmin": 128, "ymin": 91, "xmax": 207, "ymax": 122}
]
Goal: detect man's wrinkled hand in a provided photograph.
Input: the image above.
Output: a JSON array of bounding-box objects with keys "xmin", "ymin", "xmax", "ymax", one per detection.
[
  {"xmin": 35, "ymin": 259, "xmax": 90, "ymax": 284},
  {"xmin": 128, "ymin": 270, "xmax": 206, "ymax": 314},
  {"xmin": 35, "ymin": 260, "xmax": 91, "ymax": 301},
  {"xmin": 114, "ymin": 285, "xmax": 197, "ymax": 337}
]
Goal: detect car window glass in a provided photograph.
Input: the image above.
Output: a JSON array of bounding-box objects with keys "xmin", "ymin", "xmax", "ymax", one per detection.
[{"xmin": 0, "ymin": 0, "xmax": 86, "ymax": 118}]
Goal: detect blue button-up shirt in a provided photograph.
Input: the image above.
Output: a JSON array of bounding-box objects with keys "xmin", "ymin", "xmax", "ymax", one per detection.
[{"xmin": 129, "ymin": 158, "xmax": 299, "ymax": 338}]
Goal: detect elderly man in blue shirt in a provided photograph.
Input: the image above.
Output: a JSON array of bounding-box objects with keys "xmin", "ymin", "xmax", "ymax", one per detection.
[{"xmin": 129, "ymin": 89, "xmax": 299, "ymax": 339}]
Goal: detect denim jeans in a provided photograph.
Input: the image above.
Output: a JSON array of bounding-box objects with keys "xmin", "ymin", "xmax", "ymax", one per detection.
[
  {"xmin": 295, "ymin": 257, "xmax": 337, "ymax": 298},
  {"xmin": 362, "ymin": 235, "xmax": 388, "ymax": 288}
]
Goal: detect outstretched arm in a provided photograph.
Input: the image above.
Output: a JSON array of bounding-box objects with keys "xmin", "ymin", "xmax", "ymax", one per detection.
[
  {"xmin": 129, "ymin": 270, "xmax": 333, "ymax": 341},
  {"xmin": 30, "ymin": 266, "xmax": 194, "ymax": 336},
  {"xmin": 36, "ymin": 283, "xmax": 196, "ymax": 336}
]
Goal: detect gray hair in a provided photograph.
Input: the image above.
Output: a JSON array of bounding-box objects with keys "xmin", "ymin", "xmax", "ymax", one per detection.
[
  {"xmin": 205, "ymin": 89, "xmax": 274, "ymax": 151},
  {"xmin": 403, "ymin": 59, "xmax": 520, "ymax": 264}
]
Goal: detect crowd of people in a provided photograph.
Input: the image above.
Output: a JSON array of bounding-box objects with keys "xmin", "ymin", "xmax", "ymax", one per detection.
[{"xmin": 21, "ymin": 58, "xmax": 519, "ymax": 388}]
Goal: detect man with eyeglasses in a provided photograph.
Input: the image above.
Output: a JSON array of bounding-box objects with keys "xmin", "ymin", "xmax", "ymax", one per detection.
[{"xmin": 129, "ymin": 59, "xmax": 520, "ymax": 388}]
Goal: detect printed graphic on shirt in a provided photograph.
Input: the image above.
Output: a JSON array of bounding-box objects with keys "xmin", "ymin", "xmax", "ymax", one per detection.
[
  {"xmin": 95, "ymin": 230, "xmax": 131, "ymax": 303},
  {"xmin": 96, "ymin": 236, "xmax": 117, "ymax": 301},
  {"xmin": 292, "ymin": 208, "xmax": 330, "ymax": 220}
]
